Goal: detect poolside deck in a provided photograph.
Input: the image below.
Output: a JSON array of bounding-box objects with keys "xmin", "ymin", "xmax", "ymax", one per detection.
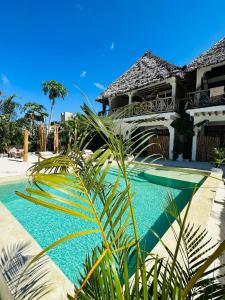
[
  {"xmin": 137, "ymin": 157, "xmax": 225, "ymax": 175},
  {"xmin": 0, "ymin": 202, "xmax": 74, "ymax": 299},
  {"xmin": 0, "ymin": 154, "xmax": 38, "ymax": 178}
]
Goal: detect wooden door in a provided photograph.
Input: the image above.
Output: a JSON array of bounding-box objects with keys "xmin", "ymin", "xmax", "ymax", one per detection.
[
  {"xmin": 149, "ymin": 136, "xmax": 169, "ymax": 159},
  {"xmin": 196, "ymin": 136, "xmax": 220, "ymax": 161}
]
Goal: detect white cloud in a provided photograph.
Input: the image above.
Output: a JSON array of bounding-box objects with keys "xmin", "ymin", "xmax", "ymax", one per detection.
[
  {"xmin": 80, "ymin": 70, "xmax": 87, "ymax": 78},
  {"xmin": 75, "ymin": 4, "xmax": 83, "ymax": 11},
  {"xmin": 94, "ymin": 82, "xmax": 105, "ymax": 90},
  {"xmin": 1, "ymin": 74, "xmax": 9, "ymax": 86},
  {"xmin": 110, "ymin": 42, "xmax": 115, "ymax": 50}
]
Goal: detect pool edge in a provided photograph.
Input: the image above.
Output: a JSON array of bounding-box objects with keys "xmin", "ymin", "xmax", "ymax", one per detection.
[
  {"xmin": 151, "ymin": 171, "xmax": 222, "ymax": 259},
  {"xmin": 0, "ymin": 202, "xmax": 74, "ymax": 300}
]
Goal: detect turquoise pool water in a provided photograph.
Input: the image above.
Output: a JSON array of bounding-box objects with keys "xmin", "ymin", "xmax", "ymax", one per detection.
[{"xmin": 0, "ymin": 167, "xmax": 205, "ymax": 283}]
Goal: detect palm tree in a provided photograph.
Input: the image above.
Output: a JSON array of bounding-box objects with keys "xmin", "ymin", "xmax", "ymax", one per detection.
[
  {"xmin": 0, "ymin": 94, "xmax": 23, "ymax": 152},
  {"xmin": 0, "ymin": 94, "xmax": 21, "ymax": 121},
  {"xmin": 42, "ymin": 80, "xmax": 68, "ymax": 133},
  {"xmin": 23, "ymin": 102, "xmax": 48, "ymax": 133}
]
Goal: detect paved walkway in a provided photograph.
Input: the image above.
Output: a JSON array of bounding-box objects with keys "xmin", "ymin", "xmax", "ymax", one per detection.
[
  {"xmin": 0, "ymin": 155, "xmax": 38, "ymax": 178},
  {"xmin": 206, "ymin": 177, "xmax": 225, "ymax": 283},
  {"xmin": 0, "ymin": 153, "xmax": 57, "ymax": 178},
  {"xmin": 136, "ymin": 157, "xmax": 225, "ymax": 175}
]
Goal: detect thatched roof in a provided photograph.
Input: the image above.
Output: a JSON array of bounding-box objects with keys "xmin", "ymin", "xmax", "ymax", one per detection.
[
  {"xmin": 187, "ymin": 37, "xmax": 225, "ymax": 71},
  {"xmin": 97, "ymin": 51, "xmax": 182, "ymax": 102}
]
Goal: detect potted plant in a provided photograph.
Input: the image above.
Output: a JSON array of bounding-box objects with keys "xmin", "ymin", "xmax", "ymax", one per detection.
[{"xmin": 211, "ymin": 147, "xmax": 225, "ymax": 175}]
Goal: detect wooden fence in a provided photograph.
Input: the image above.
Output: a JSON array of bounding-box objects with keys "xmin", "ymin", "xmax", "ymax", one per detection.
[
  {"xmin": 196, "ymin": 136, "xmax": 220, "ymax": 161},
  {"xmin": 148, "ymin": 136, "xmax": 169, "ymax": 159}
]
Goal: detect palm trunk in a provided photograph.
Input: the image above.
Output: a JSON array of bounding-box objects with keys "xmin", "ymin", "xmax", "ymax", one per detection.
[
  {"xmin": 48, "ymin": 100, "xmax": 55, "ymax": 134},
  {"xmin": 45, "ymin": 100, "xmax": 55, "ymax": 152},
  {"xmin": 23, "ymin": 129, "xmax": 28, "ymax": 162},
  {"xmin": 31, "ymin": 115, "xmax": 34, "ymax": 139}
]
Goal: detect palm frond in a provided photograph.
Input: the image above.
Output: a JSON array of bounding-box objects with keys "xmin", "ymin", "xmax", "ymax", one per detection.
[{"xmin": 0, "ymin": 242, "xmax": 50, "ymax": 300}]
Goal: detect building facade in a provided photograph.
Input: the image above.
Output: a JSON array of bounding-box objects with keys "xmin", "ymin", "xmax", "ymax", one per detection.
[
  {"xmin": 186, "ymin": 38, "xmax": 225, "ymax": 161},
  {"xmin": 96, "ymin": 38, "xmax": 225, "ymax": 161},
  {"xmin": 61, "ymin": 112, "xmax": 75, "ymax": 122}
]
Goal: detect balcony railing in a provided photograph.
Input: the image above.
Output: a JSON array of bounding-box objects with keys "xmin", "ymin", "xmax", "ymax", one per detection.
[
  {"xmin": 187, "ymin": 89, "xmax": 225, "ymax": 109},
  {"xmin": 98, "ymin": 96, "xmax": 177, "ymax": 119}
]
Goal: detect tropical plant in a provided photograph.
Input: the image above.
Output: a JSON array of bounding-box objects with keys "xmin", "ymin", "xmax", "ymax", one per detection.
[
  {"xmin": 0, "ymin": 94, "xmax": 23, "ymax": 152},
  {"xmin": 59, "ymin": 113, "xmax": 95, "ymax": 153},
  {"xmin": 23, "ymin": 102, "xmax": 48, "ymax": 127},
  {"xmin": 0, "ymin": 94, "xmax": 21, "ymax": 121},
  {"xmin": 42, "ymin": 80, "xmax": 68, "ymax": 133},
  {"xmin": 22, "ymin": 102, "xmax": 48, "ymax": 151},
  {"xmin": 211, "ymin": 147, "xmax": 225, "ymax": 168},
  {"xmin": 16, "ymin": 104, "xmax": 225, "ymax": 299}
]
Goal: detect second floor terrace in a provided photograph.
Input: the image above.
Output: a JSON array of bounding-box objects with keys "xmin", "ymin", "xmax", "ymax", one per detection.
[
  {"xmin": 98, "ymin": 95, "xmax": 179, "ymax": 119},
  {"xmin": 186, "ymin": 88, "xmax": 225, "ymax": 109},
  {"xmin": 99, "ymin": 86, "xmax": 225, "ymax": 119}
]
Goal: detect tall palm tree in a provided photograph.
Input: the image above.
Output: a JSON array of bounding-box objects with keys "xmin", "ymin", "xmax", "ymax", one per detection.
[{"xmin": 42, "ymin": 80, "xmax": 68, "ymax": 133}]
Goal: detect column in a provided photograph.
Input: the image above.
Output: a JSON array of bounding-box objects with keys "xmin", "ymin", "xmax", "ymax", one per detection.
[
  {"xmin": 108, "ymin": 98, "xmax": 113, "ymax": 114},
  {"xmin": 168, "ymin": 126, "xmax": 175, "ymax": 160},
  {"xmin": 128, "ymin": 92, "xmax": 134, "ymax": 105},
  {"xmin": 102, "ymin": 103, "xmax": 106, "ymax": 115},
  {"xmin": 196, "ymin": 66, "xmax": 211, "ymax": 90},
  {"xmin": 23, "ymin": 129, "xmax": 28, "ymax": 162},
  {"xmin": 191, "ymin": 127, "xmax": 199, "ymax": 161},
  {"xmin": 171, "ymin": 77, "xmax": 176, "ymax": 98}
]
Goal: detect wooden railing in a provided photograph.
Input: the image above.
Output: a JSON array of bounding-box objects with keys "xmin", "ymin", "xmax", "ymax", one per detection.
[
  {"xmin": 98, "ymin": 96, "xmax": 177, "ymax": 119},
  {"xmin": 187, "ymin": 89, "xmax": 225, "ymax": 109}
]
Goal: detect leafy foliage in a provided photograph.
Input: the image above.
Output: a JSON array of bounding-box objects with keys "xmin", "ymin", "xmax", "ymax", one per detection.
[
  {"xmin": 59, "ymin": 114, "xmax": 92, "ymax": 153},
  {"xmin": 42, "ymin": 80, "xmax": 68, "ymax": 101},
  {"xmin": 211, "ymin": 147, "xmax": 225, "ymax": 168},
  {"xmin": 23, "ymin": 102, "xmax": 48, "ymax": 124},
  {"xmin": 0, "ymin": 93, "xmax": 49, "ymax": 153},
  {"xmin": 0, "ymin": 94, "xmax": 21, "ymax": 121},
  {"xmin": 0, "ymin": 95, "xmax": 24, "ymax": 152}
]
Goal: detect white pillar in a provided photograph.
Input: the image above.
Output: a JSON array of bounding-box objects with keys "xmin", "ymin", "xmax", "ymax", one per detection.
[
  {"xmin": 171, "ymin": 77, "xmax": 176, "ymax": 98},
  {"xmin": 128, "ymin": 92, "xmax": 134, "ymax": 105},
  {"xmin": 196, "ymin": 66, "xmax": 212, "ymax": 90},
  {"xmin": 191, "ymin": 127, "xmax": 199, "ymax": 161},
  {"xmin": 196, "ymin": 69, "xmax": 204, "ymax": 90},
  {"xmin": 168, "ymin": 126, "xmax": 175, "ymax": 160}
]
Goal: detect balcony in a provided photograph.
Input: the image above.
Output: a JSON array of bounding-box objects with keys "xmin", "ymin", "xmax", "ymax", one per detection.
[
  {"xmin": 186, "ymin": 89, "xmax": 225, "ymax": 109},
  {"xmin": 98, "ymin": 96, "xmax": 177, "ymax": 119}
]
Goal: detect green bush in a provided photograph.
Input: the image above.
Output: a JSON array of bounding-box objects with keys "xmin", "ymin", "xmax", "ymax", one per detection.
[{"xmin": 211, "ymin": 147, "xmax": 225, "ymax": 168}]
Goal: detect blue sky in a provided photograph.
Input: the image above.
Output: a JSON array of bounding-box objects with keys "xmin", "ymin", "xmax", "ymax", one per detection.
[{"xmin": 1, "ymin": 0, "xmax": 225, "ymax": 120}]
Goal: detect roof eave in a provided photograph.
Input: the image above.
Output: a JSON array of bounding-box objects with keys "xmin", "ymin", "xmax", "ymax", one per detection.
[{"xmin": 96, "ymin": 74, "xmax": 182, "ymax": 102}]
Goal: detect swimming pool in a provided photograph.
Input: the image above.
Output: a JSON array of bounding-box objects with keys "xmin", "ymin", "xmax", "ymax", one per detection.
[{"xmin": 0, "ymin": 166, "xmax": 206, "ymax": 283}]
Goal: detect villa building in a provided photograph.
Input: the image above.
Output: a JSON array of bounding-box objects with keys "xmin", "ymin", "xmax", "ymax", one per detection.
[
  {"xmin": 186, "ymin": 38, "xmax": 225, "ymax": 161},
  {"xmin": 96, "ymin": 37, "xmax": 225, "ymax": 161}
]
